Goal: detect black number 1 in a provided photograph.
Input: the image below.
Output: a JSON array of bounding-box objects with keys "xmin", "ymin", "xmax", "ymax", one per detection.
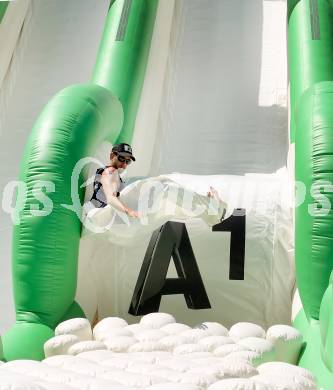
[{"xmin": 212, "ymin": 208, "xmax": 246, "ymax": 280}]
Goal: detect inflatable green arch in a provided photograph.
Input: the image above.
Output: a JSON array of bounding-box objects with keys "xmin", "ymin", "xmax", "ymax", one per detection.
[
  {"xmin": 2, "ymin": 0, "xmax": 333, "ymax": 388},
  {"xmin": 1, "ymin": 0, "xmax": 158, "ymax": 361}
]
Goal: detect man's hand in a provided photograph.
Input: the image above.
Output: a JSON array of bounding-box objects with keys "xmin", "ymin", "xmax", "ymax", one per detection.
[
  {"xmin": 125, "ymin": 208, "xmax": 140, "ymax": 218},
  {"xmin": 207, "ymin": 186, "xmax": 220, "ymax": 199},
  {"xmin": 207, "ymin": 186, "xmax": 215, "ymax": 197}
]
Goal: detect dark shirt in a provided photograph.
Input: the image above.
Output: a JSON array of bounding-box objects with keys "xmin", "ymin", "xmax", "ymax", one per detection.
[{"xmin": 90, "ymin": 167, "xmax": 123, "ymax": 208}]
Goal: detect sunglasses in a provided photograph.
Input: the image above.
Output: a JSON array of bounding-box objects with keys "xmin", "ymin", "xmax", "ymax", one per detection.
[{"xmin": 115, "ymin": 153, "xmax": 132, "ymax": 164}]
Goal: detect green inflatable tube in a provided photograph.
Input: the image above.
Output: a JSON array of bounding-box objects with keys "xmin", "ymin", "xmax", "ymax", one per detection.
[
  {"xmin": 289, "ymin": 0, "xmax": 333, "ymax": 321},
  {"xmin": 295, "ymin": 82, "xmax": 333, "ymax": 322},
  {"xmin": 0, "ymin": 1, "xmax": 8, "ymax": 24},
  {"xmin": 92, "ymin": 0, "xmax": 158, "ymax": 143},
  {"xmin": 289, "ymin": 0, "xmax": 333, "ymax": 387},
  {"xmin": 3, "ymin": 84, "xmax": 123, "ymax": 361},
  {"xmin": 3, "ymin": 0, "xmax": 158, "ymax": 361},
  {"xmin": 288, "ymin": 0, "xmax": 333, "ymax": 143},
  {"xmin": 287, "ymin": 0, "xmax": 301, "ymax": 21}
]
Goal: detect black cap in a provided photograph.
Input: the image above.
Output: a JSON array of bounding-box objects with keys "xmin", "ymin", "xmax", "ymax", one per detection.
[{"xmin": 112, "ymin": 143, "xmax": 136, "ymax": 161}]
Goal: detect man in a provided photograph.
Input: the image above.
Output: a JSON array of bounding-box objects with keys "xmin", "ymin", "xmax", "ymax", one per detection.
[{"xmin": 90, "ymin": 143, "xmax": 139, "ymax": 218}]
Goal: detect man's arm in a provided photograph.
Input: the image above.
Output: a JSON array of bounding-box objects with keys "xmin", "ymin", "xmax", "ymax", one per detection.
[{"xmin": 101, "ymin": 169, "xmax": 139, "ymax": 217}]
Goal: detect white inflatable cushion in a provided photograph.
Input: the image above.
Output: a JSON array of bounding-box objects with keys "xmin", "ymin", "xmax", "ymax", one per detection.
[
  {"xmin": 159, "ymin": 335, "xmax": 189, "ymax": 350},
  {"xmin": 0, "ymin": 370, "xmax": 58, "ymax": 389},
  {"xmin": 44, "ymin": 356, "xmax": 131, "ymax": 389},
  {"xmin": 208, "ymin": 378, "xmax": 272, "ymax": 389},
  {"xmin": 55, "ymin": 318, "xmax": 92, "ymax": 341},
  {"xmin": 160, "ymin": 323, "xmax": 191, "ymax": 335},
  {"xmin": 68, "ymin": 341, "xmax": 106, "ymax": 356},
  {"xmin": 229, "ymin": 323, "xmax": 265, "ymax": 342},
  {"xmin": 136, "ymin": 329, "xmax": 168, "ymax": 342},
  {"xmin": 99, "ymin": 356, "xmax": 133, "ymax": 370},
  {"xmin": 75, "ymin": 350, "xmax": 115, "ymax": 362},
  {"xmin": 44, "ymin": 356, "xmax": 122, "ymax": 387},
  {"xmin": 125, "ymin": 323, "xmax": 151, "ymax": 335},
  {"xmin": 68, "ymin": 376, "xmax": 129, "ymax": 390},
  {"xmin": 43, "ymin": 355, "xmax": 77, "ymax": 366},
  {"xmin": 237, "ymin": 338, "xmax": 275, "ymax": 363},
  {"xmin": 126, "ymin": 362, "xmax": 163, "ymax": 374},
  {"xmin": 180, "ymin": 372, "xmax": 218, "ymax": 388},
  {"xmin": 34, "ymin": 381, "xmax": 75, "ymax": 390},
  {"xmin": 43, "ymin": 355, "xmax": 111, "ymax": 377},
  {"xmin": 191, "ymin": 357, "xmax": 227, "ymax": 366},
  {"xmin": 226, "ymin": 351, "xmax": 262, "ymax": 366},
  {"xmin": 0, "ymin": 372, "xmax": 46, "ymax": 390},
  {"xmin": 72, "ymin": 378, "xmax": 133, "ymax": 390},
  {"xmin": 43, "ymin": 356, "xmax": 100, "ymax": 387},
  {"xmin": 2, "ymin": 360, "xmax": 145, "ymax": 390},
  {"xmin": 128, "ymin": 341, "xmax": 167, "ymax": 352},
  {"xmin": 213, "ymin": 359, "xmax": 258, "ymax": 379},
  {"xmin": 92, "ymin": 317, "xmax": 128, "ymax": 340},
  {"xmin": 3, "ymin": 316, "xmax": 314, "ymax": 389},
  {"xmin": 199, "ymin": 336, "xmax": 235, "ymax": 351},
  {"xmin": 189, "ymin": 352, "xmax": 214, "ymax": 359},
  {"xmin": 147, "ymin": 384, "xmax": 201, "ymax": 390},
  {"xmin": 1, "ymin": 359, "xmax": 115, "ymax": 389},
  {"xmin": 44, "ymin": 334, "xmax": 79, "ymax": 358},
  {"xmin": 173, "ymin": 343, "xmax": 210, "ymax": 355},
  {"xmin": 94, "ymin": 328, "xmax": 133, "ymax": 342},
  {"xmin": 103, "ymin": 336, "xmax": 137, "ymax": 352},
  {"xmin": 129, "ymin": 351, "xmax": 172, "ymax": 363},
  {"xmin": 290, "ymin": 375, "xmax": 316, "ymax": 390},
  {"xmin": 180, "ymin": 328, "xmax": 211, "ymax": 343},
  {"xmin": 187, "ymin": 365, "xmax": 221, "ymax": 377},
  {"xmin": 256, "ymin": 362, "xmax": 315, "ymax": 381},
  {"xmin": 149, "ymin": 367, "xmax": 184, "ymax": 382},
  {"xmin": 100, "ymin": 369, "xmax": 165, "ymax": 387},
  {"xmin": 214, "ymin": 344, "xmax": 251, "ymax": 358},
  {"xmin": 1, "ymin": 360, "xmax": 59, "ymax": 379},
  {"xmin": 196, "ymin": 322, "xmax": 229, "ymax": 336},
  {"xmin": 140, "ymin": 313, "xmax": 176, "ymax": 329},
  {"xmin": 159, "ymin": 357, "xmax": 201, "ymax": 372},
  {"xmin": 265, "ymin": 325, "xmax": 303, "ymax": 364},
  {"xmin": 252, "ymin": 373, "xmax": 316, "ymax": 390}
]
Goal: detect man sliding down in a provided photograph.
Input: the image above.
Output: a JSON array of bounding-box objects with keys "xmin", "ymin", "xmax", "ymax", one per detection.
[
  {"xmin": 85, "ymin": 143, "xmax": 227, "ymax": 240},
  {"xmin": 90, "ymin": 143, "xmax": 140, "ymax": 218}
]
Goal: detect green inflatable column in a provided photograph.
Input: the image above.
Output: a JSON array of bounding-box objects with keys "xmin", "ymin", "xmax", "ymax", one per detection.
[
  {"xmin": 0, "ymin": 2, "xmax": 8, "ymax": 24},
  {"xmin": 288, "ymin": 0, "xmax": 333, "ymax": 143},
  {"xmin": 3, "ymin": 0, "xmax": 159, "ymax": 361},
  {"xmin": 294, "ymin": 307, "xmax": 333, "ymax": 388},
  {"xmin": 296, "ymin": 82, "xmax": 333, "ymax": 321},
  {"xmin": 3, "ymin": 84, "xmax": 123, "ymax": 361},
  {"xmin": 289, "ymin": 0, "xmax": 333, "ymax": 320},
  {"xmin": 289, "ymin": 0, "xmax": 333, "ymax": 386},
  {"xmin": 92, "ymin": 0, "xmax": 158, "ymax": 143},
  {"xmin": 287, "ymin": 0, "xmax": 301, "ymax": 21}
]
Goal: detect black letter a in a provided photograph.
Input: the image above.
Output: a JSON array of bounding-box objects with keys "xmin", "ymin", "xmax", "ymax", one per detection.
[{"xmin": 129, "ymin": 222, "xmax": 211, "ymax": 316}]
